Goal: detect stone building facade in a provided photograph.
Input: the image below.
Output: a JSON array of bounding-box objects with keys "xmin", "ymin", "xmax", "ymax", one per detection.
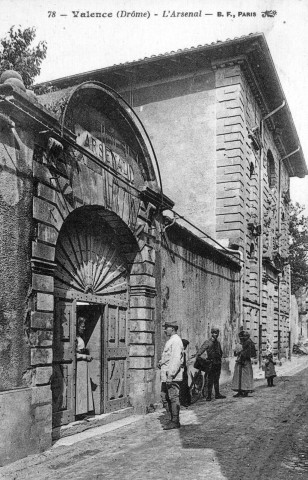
[
  {"xmin": 0, "ymin": 33, "xmax": 306, "ymax": 465},
  {"xmin": 42, "ymin": 34, "xmax": 306, "ymax": 359},
  {"xmin": 0, "ymin": 73, "xmax": 240, "ymax": 464},
  {"xmin": 0, "ymin": 77, "xmax": 166, "ymax": 464}
]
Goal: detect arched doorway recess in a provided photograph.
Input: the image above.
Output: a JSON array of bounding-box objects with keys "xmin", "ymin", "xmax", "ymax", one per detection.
[
  {"xmin": 52, "ymin": 209, "xmax": 137, "ymax": 427},
  {"xmin": 32, "ymin": 81, "xmax": 173, "ymax": 433}
]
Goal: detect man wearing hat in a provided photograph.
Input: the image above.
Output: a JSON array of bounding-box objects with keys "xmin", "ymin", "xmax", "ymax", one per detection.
[
  {"xmin": 158, "ymin": 321, "xmax": 184, "ymax": 430},
  {"xmin": 196, "ymin": 326, "xmax": 226, "ymax": 401},
  {"xmin": 232, "ymin": 330, "xmax": 256, "ymax": 397}
]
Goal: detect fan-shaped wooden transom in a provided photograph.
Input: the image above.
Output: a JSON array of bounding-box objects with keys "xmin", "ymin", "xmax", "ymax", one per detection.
[{"xmin": 55, "ymin": 219, "xmax": 128, "ymax": 298}]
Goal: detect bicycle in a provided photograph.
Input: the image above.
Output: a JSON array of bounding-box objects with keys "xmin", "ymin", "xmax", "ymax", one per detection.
[{"xmin": 189, "ymin": 368, "xmax": 207, "ymax": 404}]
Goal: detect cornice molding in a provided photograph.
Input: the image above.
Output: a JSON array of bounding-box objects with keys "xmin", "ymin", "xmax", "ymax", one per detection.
[
  {"xmin": 211, "ymin": 54, "xmax": 296, "ymax": 176},
  {"xmin": 211, "ymin": 54, "xmax": 273, "ymax": 127}
]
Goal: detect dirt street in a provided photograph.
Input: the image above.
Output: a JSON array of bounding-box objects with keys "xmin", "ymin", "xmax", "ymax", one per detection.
[{"xmin": 1, "ymin": 367, "xmax": 308, "ymax": 480}]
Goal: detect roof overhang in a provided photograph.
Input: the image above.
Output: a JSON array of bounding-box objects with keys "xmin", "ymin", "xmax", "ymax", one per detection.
[{"xmin": 36, "ymin": 33, "xmax": 307, "ymax": 178}]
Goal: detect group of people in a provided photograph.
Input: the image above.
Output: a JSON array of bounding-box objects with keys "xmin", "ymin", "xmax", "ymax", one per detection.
[
  {"xmin": 158, "ymin": 321, "xmax": 276, "ymax": 430},
  {"xmin": 158, "ymin": 322, "xmax": 229, "ymax": 430},
  {"xmin": 76, "ymin": 316, "xmax": 277, "ymax": 429}
]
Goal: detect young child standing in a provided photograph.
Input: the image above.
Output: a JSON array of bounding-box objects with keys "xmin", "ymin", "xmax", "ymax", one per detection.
[{"xmin": 264, "ymin": 353, "xmax": 277, "ymax": 387}]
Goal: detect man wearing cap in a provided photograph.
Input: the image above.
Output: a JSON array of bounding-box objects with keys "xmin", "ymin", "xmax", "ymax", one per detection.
[
  {"xmin": 232, "ymin": 330, "xmax": 256, "ymax": 397},
  {"xmin": 158, "ymin": 321, "xmax": 184, "ymax": 430},
  {"xmin": 196, "ymin": 326, "xmax": 226, "ymax": 401}
]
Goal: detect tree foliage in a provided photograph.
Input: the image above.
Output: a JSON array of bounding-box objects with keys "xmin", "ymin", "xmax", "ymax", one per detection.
[
  {"xmin": 289, "ymin": 202, "xmax": 308, "ymax": 294},
  {"xmin": 0, "ymin": 26, "xmax": 47, "ymax": 88}
]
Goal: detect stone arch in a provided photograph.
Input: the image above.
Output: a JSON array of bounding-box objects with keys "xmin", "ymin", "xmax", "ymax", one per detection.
[
  {"xmin": 30, "ymin": 81, "xmax": 166, "ymax": 428},
  {"xmin": 39, "ymin": 80, "xmax": 161, "ymax": 192},
  {"xmin": 51, "ymin": 206, "xmax": 149, "ymax": 425}
]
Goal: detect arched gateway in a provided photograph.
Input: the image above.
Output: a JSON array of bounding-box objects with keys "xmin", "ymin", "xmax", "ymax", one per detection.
[
  {"xmin": 31, "ymin": 82, "xmax": 173, "ymax": 430},
  {"xmin": 52, "ymin": 210, "xmax": 132, "ymax": 426}
]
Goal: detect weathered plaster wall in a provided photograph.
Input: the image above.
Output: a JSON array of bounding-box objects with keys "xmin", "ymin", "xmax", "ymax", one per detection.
[
  {"xmin": 123, "ymin": 72, "xmax": 217, "ymax": 238},
  {"xmin": 0, "ymin": 124, "xmax": 54, "ymax": 466},
  {"xmin": 0, "ymin": 387, "xmax": 52, "ymax": 466},
  {"xmin": 156, "ymin": 223, "xmax": 241, "ymax": 390},
  {"xmin": 0, "ymin": 127, "xmax": 33, "ymax": 390}
]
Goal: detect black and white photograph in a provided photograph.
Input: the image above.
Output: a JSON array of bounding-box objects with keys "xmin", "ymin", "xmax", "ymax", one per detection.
[{"xmin": 0, "ymin": 0, "xmax": 308, "ymax": 478}]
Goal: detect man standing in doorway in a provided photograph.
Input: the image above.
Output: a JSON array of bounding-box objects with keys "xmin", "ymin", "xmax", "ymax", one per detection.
[
  {"xmin": 158, "ymin": 321, "xmax": 184, "ymax": 430},
  {"xmin": 196, "ymin": 326, "xmax": 226, "ymax": 401}
]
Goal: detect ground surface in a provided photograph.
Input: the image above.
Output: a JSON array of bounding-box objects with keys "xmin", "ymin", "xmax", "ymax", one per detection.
[{"xmin": 1, "ymin": 363, "xmax": 308, "ymax": 479}]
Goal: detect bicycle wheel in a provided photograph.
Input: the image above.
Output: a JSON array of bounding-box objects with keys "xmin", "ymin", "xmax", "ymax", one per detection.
[
  {"xmin": 189, "ymin": 370, "xmax": 204, "ymax": 404},
  {"xmin": 202, "ymin": 374, "xmax": 208, "ymax": 398}
]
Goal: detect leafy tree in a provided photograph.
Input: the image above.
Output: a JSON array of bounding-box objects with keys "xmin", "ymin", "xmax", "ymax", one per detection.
[
  {"xmin": 289, "ymin": 202, "xmax": 308, "ymax": 294},
  {"xmin": 0, "ymin": 26, "xmax": 47, "ymax": 88}
]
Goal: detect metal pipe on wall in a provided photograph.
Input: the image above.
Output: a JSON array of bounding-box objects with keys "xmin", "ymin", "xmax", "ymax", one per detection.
[
  {"xmin": 277, "ymin": 149, "xmax": 282, "ymax": 360},
  {"xmin": 258, "ymin": 101, "xmax": 286, "ymax": 367},
  {"xmin": 258, "ymin": 120, "xmax": 264, "ymax": 368}
]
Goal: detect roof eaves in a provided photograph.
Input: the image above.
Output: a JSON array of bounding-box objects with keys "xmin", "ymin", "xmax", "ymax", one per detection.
[
  {"xmin": 35, "ymin": 33, "xmax": 261, "ymax": 88},
  {"xmin": 35, "ymin": 33, "xmax": 307, "ymax": 177}
]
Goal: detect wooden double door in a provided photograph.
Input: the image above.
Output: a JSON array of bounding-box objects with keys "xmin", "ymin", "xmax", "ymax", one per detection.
[
  {"xmin": 52, "ymin": 215, "xmax": 130, "ymax": 428},
  {"xmin": 52, "ymin": 297, "xmax": 130, "ymax": 427}
]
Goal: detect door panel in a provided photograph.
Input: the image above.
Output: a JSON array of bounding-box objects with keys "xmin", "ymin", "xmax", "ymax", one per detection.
[
  {"xmin": 104, "ymin": 305, "xmax": 129, "ymax": 413},
  {"xmin": 79, "ymin": 305, "xmax": 102, "ymax": 415},
  {"xmin": 52, "ymin": 299, "xmax": 76, "ymax": 427}
]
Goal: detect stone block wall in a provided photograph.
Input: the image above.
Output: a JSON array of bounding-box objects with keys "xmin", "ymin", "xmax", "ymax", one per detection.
[
  {"xmin": 214, "ymin": 64, "xmax": 247, "ymax": 249},
  {"xmin": 213, "ymin": 60, "xmax": 292, "ymax": 355}
]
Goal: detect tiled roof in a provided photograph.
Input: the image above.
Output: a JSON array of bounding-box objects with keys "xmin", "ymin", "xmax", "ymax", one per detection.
[
  {"xmin": 110, "ymin": 33, "xmax": 257, "ymax": 67},
  {"xmin": 35, "ymin": 33, "xmax": 260, "ymax": 88}
]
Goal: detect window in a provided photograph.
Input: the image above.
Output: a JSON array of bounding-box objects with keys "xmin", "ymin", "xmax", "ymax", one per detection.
[
  {"xmin": 267, "ymin": 150, "xmax": 276, "ymax": 188},
  {"xmin": 249, "ymin": 242, "xmax": 255, "ymax": 259}
]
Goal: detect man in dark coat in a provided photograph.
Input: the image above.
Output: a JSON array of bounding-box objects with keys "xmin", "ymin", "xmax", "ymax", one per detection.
[
  {"xmin": 196, "ymin": 326, "xmax": 226, "ymax": 401},
  {"xmin": 232, "ymin": 330, "xmax": 255, "ymax": 397}
]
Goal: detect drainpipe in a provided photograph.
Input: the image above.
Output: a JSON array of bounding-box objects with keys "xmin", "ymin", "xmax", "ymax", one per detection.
[
  {"xmin": 277, "ymin": 273, "xmax": 281, "ymax": 360},
  {"xmin": 258, "ymin": 121, "xmax": 264, "ymax": 367},
  {"xmin": 258, "ymin": 101, "xmax": 286, "ymax": 367},
  {"xmin": 280, "ymin": 147, "xmax": 300, "ymax": 163},
  {"xmin": 277, "ymin": 148, "xmax": 282, "ymax": 361}
]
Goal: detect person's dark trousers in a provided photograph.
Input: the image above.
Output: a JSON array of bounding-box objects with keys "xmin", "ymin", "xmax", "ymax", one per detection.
[
  {"xmin": 267, "ymin": 378, "xmax": 271, "ymax": 387},
  {"xmin": 207, "ymin": 363, "xmax": 221, "ymax": 399},
  {"xmin": 161, "ymin": 381, "xmax": 181, "ymax": 425},
  {"xmin": 179, "ymin": 368, "xmax": 191, "ymax": 406},
  {"xmin": 161, "ymin": 382, "xmax": 172, "ymax": 418}
]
